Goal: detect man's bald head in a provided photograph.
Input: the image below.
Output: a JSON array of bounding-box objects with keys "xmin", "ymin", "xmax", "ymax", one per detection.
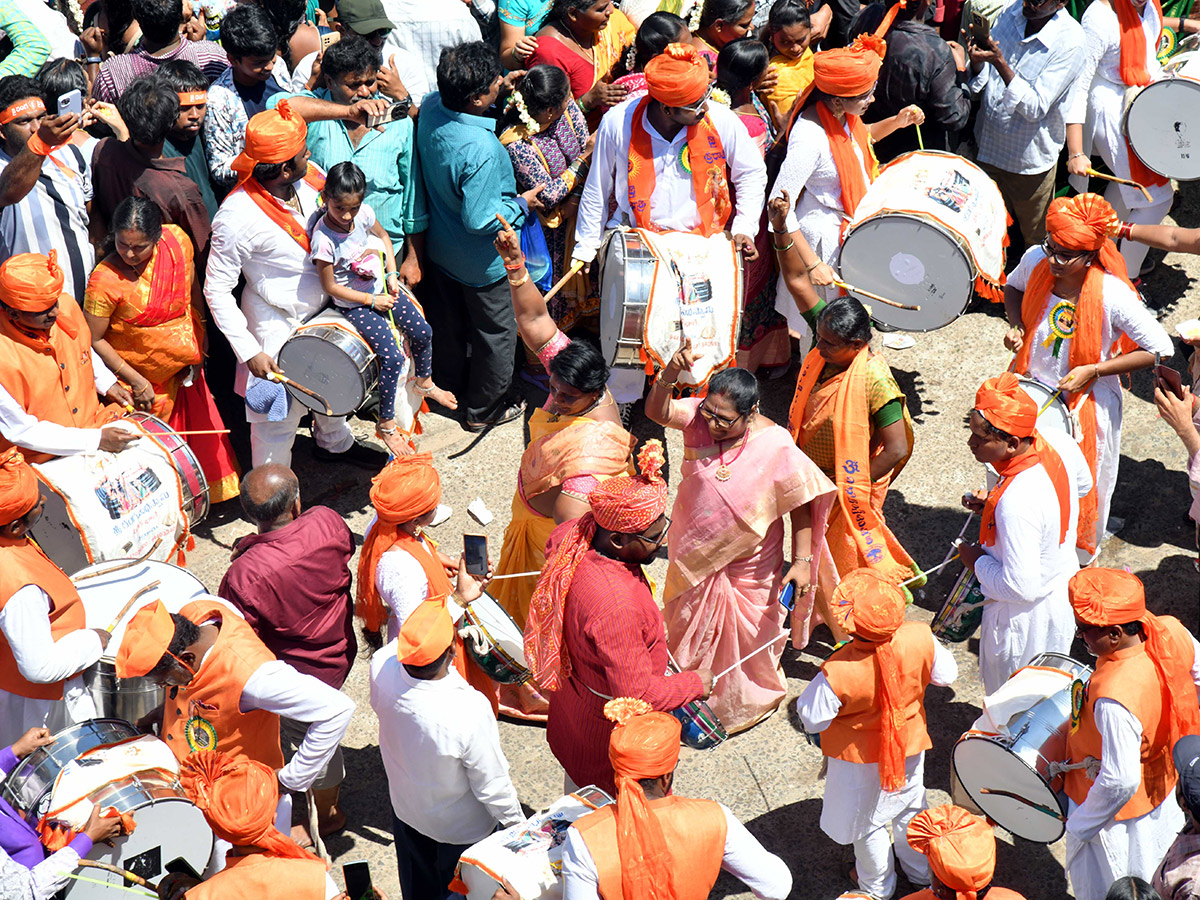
[{"xmin": 239, "ymin": 464, "xmax": 301, "ymax": 527}]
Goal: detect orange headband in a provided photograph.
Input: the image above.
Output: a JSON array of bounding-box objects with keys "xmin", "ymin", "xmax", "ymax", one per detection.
[
  {"xmin": 0, "ymin": 98, "xmax": 46, "ymax": 125},
  {"xmin": 177, "ymin": 91, "xmax": 207, "ymax": 106}
]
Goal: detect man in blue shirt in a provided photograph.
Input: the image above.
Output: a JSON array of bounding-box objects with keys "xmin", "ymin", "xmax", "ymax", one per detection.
[{"xmin": 415, "ymin": 41, "xmax": 542, "ymax": 432}]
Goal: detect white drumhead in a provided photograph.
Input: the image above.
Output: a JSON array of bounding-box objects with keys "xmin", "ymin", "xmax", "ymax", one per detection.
[
  {"xmin": 74, "ymin": 560, "xmax": 207, "ymax": 658},
  {"xmin": 952, "ymin": 736, "xmax": 1066, "ymax": 843},
  {"xmin": 1017, "ymin": 377, "xmax": 1075, "ymax": 438},
  {"xmin": 278, "ymin": 330, "xmax": 371, "ymax": 415},
  {"xmin": 838, "ymin": 214, "xmax": 974, "ymax": 331},
  {"xmin": 1125, "ymin": 76, "xmax": 1200, "ymax": 180},
  {"xmin": 599, "ymin": 232, "xmax": 629, "ymax": 364},
  {"xmin": 467, "ymin": 594, "xmax": 527, "ymax": 665}
]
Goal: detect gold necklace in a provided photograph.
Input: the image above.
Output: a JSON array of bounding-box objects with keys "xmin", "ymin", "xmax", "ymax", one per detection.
[{"xmin": 715, "ymin": 431, "xmax": 750, "ymax": 481}]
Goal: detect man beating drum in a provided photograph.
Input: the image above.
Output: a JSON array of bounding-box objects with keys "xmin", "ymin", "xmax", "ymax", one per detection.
[{"xmin": 0, "ymin": 449, "xmax": 112, "ymax": 748}]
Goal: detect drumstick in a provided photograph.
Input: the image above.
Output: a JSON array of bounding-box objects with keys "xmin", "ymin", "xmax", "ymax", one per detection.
[
  {"xmin": 488, "ymin": 570, "xmax": 542, "ymax": 580},
  {"xmin": 267, "ymin": 372, "xmax": 334, "ymax": 417},
  {"xmin": 76, "ymin": 859, "xmax": 159, "ymax": 891},
  {"xmin": 542, "ymin": 260, "xmax": 586, "ymax": 304},
  {"xmin": 1085, "ymin": 167, "xmax": 1153, "ymax": 203},
  {"xmin": 899, "ymin": 552, "xmax": 961, "ymax": 588},
  {"xmin": 65, "ymin": 873, "xmax": 156, "ymax": 897},
  {"xmin": 832, "ymin": 279, "xmax": 921, "ymax": 312},
  {"xmin": 105, "ymin": 580, "xmax": 162, "ymax": 633},
  {"xmin": 1038, "ymin": 389, "xmax": 1063, "ymax": 414},
  {"xmin": 72, "ymin": 535, "xmax": 165, "ymax": 582},
  {"xmin": 712, "ymin": 634, "xmax": 787, "ymax": 683},
  {"xmin": 978, "ymin": 787, "xmax": 1065, "ymax": 820},
  {"xmin": 171, "ymin": 429, "xmax": 231, "ymax": 436}
]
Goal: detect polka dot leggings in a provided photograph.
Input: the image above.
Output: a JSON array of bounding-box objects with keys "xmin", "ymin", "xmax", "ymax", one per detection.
[{"xmin": 342, "ymin": 296, "xmax": 432, "ymax": 421}]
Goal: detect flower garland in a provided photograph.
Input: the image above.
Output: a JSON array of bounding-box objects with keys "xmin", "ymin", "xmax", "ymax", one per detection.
[
  {"xmin": 688, "ymin": 0, "xmax": 705, "ymax": 32},
  {"xmin": 506, "ymin": 89, "xmax": 540, "ymax": 135},
  {"xmin": 710, "ymin": 87, "xmax": 732, "ymax": 107}
]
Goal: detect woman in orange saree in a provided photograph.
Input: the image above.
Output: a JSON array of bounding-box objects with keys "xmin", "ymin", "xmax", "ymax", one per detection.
[
  {"xmin": 491, "ymin": 222, "xmax": 635, "ymax": 720},
  {"xmin": 84, "ymin": 197, "xmax": 240, "ymax": 503},
  {"xmin": 646, "ymin": 352, "xmax": 836, "ymax": 733}
]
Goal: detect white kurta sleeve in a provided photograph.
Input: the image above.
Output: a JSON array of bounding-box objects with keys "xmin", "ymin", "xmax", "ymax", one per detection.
[
  {"xmin": 90, "ymin": 351, "xmax": 116, "ymax": 394},
  {"xmin": 562, "ymin": 827, "xmax": 601, "ymax": 900},
  {"xmin": 240, "ymin": 660, "xmax": 354, "ymax": 792},
  {"xmin": 30, "ymin": 845, "xmax": 83, "ymax": 900},
  {"xmin": 718, "ymin": 804, "xmax": 793, "ymax": 900},
  {"xmin": 0, "ymin": 585, "xmax": 103, "ymax": 683},
  {"xmin": 204, "ymin": 218, "xmax": 264, "ymax": 364},
  {"xmin": 771, "ymin": 122, "xmax": 823, "ymax": 234},
  {"xmin": 796, "ymin": 672, "xmax": 842, "ymax": 733},
  {"xmin": 931, "ymin": 635, "xmax": 959, "ymax": 687},
  {"xmin": 459, "ymin": 697, "xmax": 524, "ymax": 828},
  {"xmin": 1065, "ymin": 697, "xmax": 1143, "ymax": 843},
  {"xmin": 974, "ymin": 491, "xmax": 1045, "ymax": 605},
  {"xmin": 572, "ymin": 111, "xmax": 622, "ymax": 265},
  {"xmin": 1105, "ymin": 277, "xmax": 1173, "ymax": 358},
  {"xmin": 0, "ymin": 381, "xmax": 103, "ymax": 456},
  {"xmin": 1066, "ymin": 8, "xmax": 1109, "ymax": 125},
  {"xmin": 718, "ymin": 112, "xmax": 768, "ymax": 240}
]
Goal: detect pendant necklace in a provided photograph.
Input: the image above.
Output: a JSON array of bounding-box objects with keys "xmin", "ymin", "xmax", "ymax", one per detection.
[{"xmin": 715, "ymin": 432, "xmax": 750, "ymax": 481}]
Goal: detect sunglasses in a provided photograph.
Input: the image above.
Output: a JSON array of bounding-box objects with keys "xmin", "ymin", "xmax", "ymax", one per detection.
[
  {"xmin": 638, "ymin": 516, "xmax": 672, "ymax": 545},
  {"xmin": 675, "ymin": 87, "xmax": 714, "ymax": 114},
  {"xmin": 698, "ymin": 404, "xmax": 744, "ymax": 429}
]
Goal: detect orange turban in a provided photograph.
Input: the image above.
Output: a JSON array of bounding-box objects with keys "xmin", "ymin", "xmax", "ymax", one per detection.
[
  {"xmin": 0, "ymin": 449, "xmax": 40, "ymax": 526},
  {"xmin": 397, "ymin": 598, "xmax": 454, "ymax": 666},
  {"xmin": 603, "ymin": 699, "xmax": 682, "ymax": 900},
  {"xmin": 1069, "ymin": 567, "xmax": 1145, "ymax": 626},
  {"xmin": 1045, "ymin": 193, "xmax": 1119, "ymax": 252},
  {"xmin": 907, "ymin": 806, "xmax": 996, "ymax": 900},
  {"xmin": 526, "ymin": 441, "xmax": 668, "ymax": 693},
  {"xmin": 180, "ymin": 751, "xmax": 320, "ymax": 861},
  {"xmin": 0, "ymin": 251, "xmax": 67, "ymax": 313},
  {"xmin": 974, "ymin": 373, "xmax": 1037, "ymax": 439},
  {"xmin": 812, "ymin": 34, "xmax": 886, "ymax": 98},
  {"xmin": 114, "ymin": 600, "xmax": 176, "ymax": 678},
  {"xmin": 644, "ymin": 43, "xmax": 711, "ymax": 107},
  {"xmin": 230, "ymin": 99, "xmax": 308, "ymax": 186}
]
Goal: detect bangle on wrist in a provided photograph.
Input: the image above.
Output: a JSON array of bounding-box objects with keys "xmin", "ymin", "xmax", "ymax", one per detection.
[
  {"xmin": 794, "ymin": 555, "xmax": 814, "ymax": 564},
  {"xmin": 805, "ymin": 259, "xmax": 821, "ymax": 272},
  {"xmin": 773, "ymin": 239, "xmax": 794, "ymax": 252},
  {"xmin": 1117, "ymin": 221, "xmax": 1133, "ymax": 241},
  {"xmin": 508, "ymin": 272, "xmax": 530, "ymax": 287},
  {"xmin": 1093, "ymin": 363, "xmax": 1101, "ymax": 381},
  {"xmin": 502, "ymin": 257, "xmax": 526, "ymax": 271},
  {"xmin": 85, "ymin": 56, "xmax": 102, "ymax": 64},
  {"xmin": 1069, "ymin": 152, "xmax": 1087, "ymax": 161}
]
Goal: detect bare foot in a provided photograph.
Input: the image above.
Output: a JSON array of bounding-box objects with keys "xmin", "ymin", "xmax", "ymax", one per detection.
[
  {"xmin": 377, "ymin": 423, "xmax": 416, "ymax": 458},
  {"xmin": 416, "ymin": 379, "xmax": 459, "ymax": 411}
]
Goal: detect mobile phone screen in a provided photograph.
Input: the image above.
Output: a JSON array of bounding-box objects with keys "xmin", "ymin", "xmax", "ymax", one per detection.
[
  {"xmin": 343, "ymin": 861, "xmax": 372, "ymax": 900},
  {"xmin": 463, "ymin": 533, "xmax": 488, "ymax": 577}
]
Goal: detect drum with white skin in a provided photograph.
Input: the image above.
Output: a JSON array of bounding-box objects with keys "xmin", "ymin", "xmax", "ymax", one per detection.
[
  {"xmin": 1124, "ymin": 50, "xmax": 1200, "ymax": 181},
  {"xmin": 462, "ymin": 593, "xmax": 530, "ymax": 685}
]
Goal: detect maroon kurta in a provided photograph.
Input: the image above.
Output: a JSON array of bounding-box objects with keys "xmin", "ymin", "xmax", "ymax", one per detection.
[
  {"xmin": 545, "ymin": 527, "xmax": 704, "ymax": 795},
  {"xmin": 218, "ymin": 506, "xmax": 357, "ymax": 688}
]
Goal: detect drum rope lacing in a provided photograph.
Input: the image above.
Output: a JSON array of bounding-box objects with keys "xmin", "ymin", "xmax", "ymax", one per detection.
[{"xmin": 1046, "ymin": 757, "xmax": 1100, "ymax": 780}]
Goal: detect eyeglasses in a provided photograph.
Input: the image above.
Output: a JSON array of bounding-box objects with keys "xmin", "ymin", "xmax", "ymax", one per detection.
[
  {"xmin": 1041, "ymin": 239, "xmax": 1090, "ymax": 265},
  {"xmin": 675, "ymin": 87, "xmax": 713, "ymax": 114},
  {"xmin": 698, "ymin": 404, "xmax": 744, "ymax": 429},
  {"xmin": 639, "ymin": 516, "xmax": 672, "ymax": 545}
]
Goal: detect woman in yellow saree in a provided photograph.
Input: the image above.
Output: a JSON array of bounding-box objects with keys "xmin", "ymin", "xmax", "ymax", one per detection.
[
  {"xmin": 491, "ymin": 220, "xmax": 635, "ymax": 719},
  {"xmin": 84, "ymin": 198, "xmax": 240, "ymax": 503}
]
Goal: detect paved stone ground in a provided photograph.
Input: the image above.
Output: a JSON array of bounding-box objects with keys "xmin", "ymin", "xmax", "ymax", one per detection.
[{"xmin": 178, "ymin": 182, "xmax": 1200, "ymax": 900}]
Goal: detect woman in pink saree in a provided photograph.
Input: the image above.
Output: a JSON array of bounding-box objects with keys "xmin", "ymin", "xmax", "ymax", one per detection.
[{"xmin": 646, "ymin": 347, "xmax": 836, "ymax": 733}]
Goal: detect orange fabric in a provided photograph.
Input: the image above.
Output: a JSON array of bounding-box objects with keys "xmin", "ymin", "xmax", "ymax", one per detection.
[
  {"xmin": 180, "ymin": 750, "xmax": 319, "ymax": 860},
  {"xmin": 821, "ymin": 620, "xmax": 935, "ymax": 787},
  {"xmin": 0, "ymin": 536, "xmax": 86, "ymax": 700},
  {"xmin": 643, "ymin": 42, "xmax": 710, "ymax": 107},
  {"xmin": 628, "ymin": 99, "xmax": 730, "ymax": 238},
  {"xmin": 812, "ymin": 34, "xmax": 886, "ymax": 96},
  {"xmin": 573, "ymin": 796, "xmax": 727, "ymax": 900},
  {"xmin": 0, "ymin": 98, "xmax": 45, "ymax": 125},
  {"xmin": 0, "ymin": 251, "xmax": 67, "ymax": 312},
  {"xmin": 230, "ymin": 99, "xmax": 308, "ymax": 188},
  {"xmin": 900, "ymin": 891, "xmax": 1027, "ymax": 900},
  {"xmin": 789, "ymin": 347, "xmax": 914, "ymax": 584},
  {"xmin": 1011, "ymin": 195, "xmax": 1139, "ymax": 555},
  {"xmin": 0, "ymin": 448, "xmax": 39, "ymax": 525},
  {"xmin": 114, "ymin": 599, "xmax": 175, "ymax": 678},
  {"xmin": 816, "ymin": 100, "xmax": 877, "ymax": 221},
  {"xmin": 1111, "ymin": 0, "xmax": 1170, "ymax": 188},
  {"xmin": 907, "ymin": 806, "xmax": 995, "ymax": 900},
  {"xmin": 875, "ymin": 0, "xmax": 907, "ymax": 37},
  {"xmin": 234, "ymin": 166, "xmax": 324, "ymax": 253},
  {"xmin": 1064, "ymin": 617, "xmax": 1198, "ymax": 819},
  {"xmin": 974, "ymin": 372, "xmax": 1037, "ymax": 438},
  {"xmin": 525, "ymin": 441, "xmax": 667, "ymax": 693},
  {"xmin": 177, "ymin": 91, "xmax": 208, "ymax": 106},
  {"xmin": 397, "ymin": 598, "xmax": 454, "ymax": 665},
  {"xmin": 160, "ymin": 599, "xmax": 285, "ymax": 770},
  {"xmin": 184, "ymin": 852, "xmax": 328, "ymax": 900}
]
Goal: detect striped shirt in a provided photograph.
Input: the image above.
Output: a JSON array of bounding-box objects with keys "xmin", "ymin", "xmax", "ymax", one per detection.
[
  {"xmin": 0, "ymin": 143, "xmax": 94, "ymax": 303},
  {"xmin": 92, "ymin": 39, "xmax": 230, "ymax": 103},
  {"xmin": 0, "ymin": 2, "xmax": 51, "ymax": 78}
]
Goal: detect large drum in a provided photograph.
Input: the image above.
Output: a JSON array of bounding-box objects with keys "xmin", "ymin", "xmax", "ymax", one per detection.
[
  {"xmin": 931, "ymin": 568, "xmax": 984, "ymax": 643},
  {"xmin": 598, "ymin": 229, "xmax": 744, "ymax": 388},
  {"xmin": 75, "ymin": 559, "xmax": 208, "ymax": 724},
  {"xmin": 454, "ymin": 786, "xmax": 613, "ymax": 900},
  {"xmin": 952, "ymin": 652, "xmax": 1093, "ymax": 842},
  {"xmin": 30, "ymin": 414, "xmax": 206, "ymax": 575},
  {"xmin": 278, "ymin": 308, "xmax": 380, "ymax": 416},
  {"xmin": 0, "ymin": 719, "xmax": 212, "ymax": 895},
  {"xmin": 1018, "ymin": 376, "xmax": 1077, "ymax": 439},
  {"xmin": 838, "ymin": 151, "xmax": 1009, "ymax": 332},
  {"xmin": 463, "ymin": 593, "xmax": 530, "ymax": 685},
  {"xmin": 1124, "ymin": 51, "xmax": 1200, "ymax": 181}
]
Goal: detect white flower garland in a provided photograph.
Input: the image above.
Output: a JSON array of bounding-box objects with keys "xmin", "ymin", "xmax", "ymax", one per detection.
[
  {"xmin": 61, "ymin": 0, "xmax": 83, "ymax": 32},
  {"xmin": 507, "ymin": 90, "xmax": 540, "ymax": 135},
  {"xmin": 710, "ymin": 87, "xmax": 732, "ymax": 107},
  {"xmin": 688, "ymin": 0, "xmax": 705, "ymax": 32}
]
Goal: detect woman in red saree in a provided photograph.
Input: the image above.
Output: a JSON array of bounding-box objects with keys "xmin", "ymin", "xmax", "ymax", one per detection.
[{"xmin": 84, "ymin": 197, "xmax": 240, "ymax": 503}]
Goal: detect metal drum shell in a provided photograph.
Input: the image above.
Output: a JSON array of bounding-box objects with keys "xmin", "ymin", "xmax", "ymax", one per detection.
[
  {"xmin": 599, "ymin": 231, "xmax": 656, "ymax": 368},
  {"xmin": 932, "ymin": 568, "xmax": 985, "ymax": 643},
  {"xmin": 278, "ymin": 315, "xmax": 380, "ymax": 416},
  {"xmin": 461, "ymin": 600, "xmax": 530, "ymax": 685},
  {"xmin": 124, "ymin": 412, "xmax": 209, "ymax": 526},
  {"xmin": 82, "ymin": 659, "xmax": 163, "ymax": 725},
  {"xmin": 673, "ymin": 698, "xmax": 729, "ymax": 751}
]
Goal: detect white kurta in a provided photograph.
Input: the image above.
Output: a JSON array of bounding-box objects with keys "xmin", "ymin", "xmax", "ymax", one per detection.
[
  {"xmin": 976, "ymin": 427, "xmax": 1094, "ymax": 694},
  {"xmin": 1007, "ymin": 245, "xmax": 1173, "ymax": 556}
]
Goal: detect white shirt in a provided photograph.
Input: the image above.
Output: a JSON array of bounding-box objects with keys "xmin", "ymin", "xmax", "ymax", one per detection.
[
  {"xmin": 0, "ymin": 585, "xmax": 104, "ymax": 684},
  {"xmin": 560, "ymin": 803, "xmax": 793, "ymax": 900},
  {"xmin": 969, "ymin": 4, "xmax": 1086, "ymax": 175},
  {"xmin": 0, "ymin": 351, "xmax": 116, "ymax": 457},
  {"xmin": 369, "ymin": 640, "xmax": 522, "ymax": 845},
  {"xmin": 14, "ymin": 0, "xmax": 82, "ymax": 59},
  {"xmin": 572, "ymin": 97, "xmax": 768, "ymax": 263},
  {"xmin": 378, "ymin": 0, "xmax": 481, "ymax": 103},
  {"xmin": 0, "ymin": 840, "xmax": 85, "ymax": 900}
]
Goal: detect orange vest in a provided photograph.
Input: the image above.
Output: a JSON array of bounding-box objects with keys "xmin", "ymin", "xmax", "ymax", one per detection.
[
  {"xmin": 161, "ymin": 599, "xmax": 284, "ymax": 769},
  {"xmin": 0, "ymin": 536, "xmax": 88, "ymax": 700},
  {"xmin": 0, "ymin": 302, "xmax": 112, "ymax": 463},
  {"xmin": 573, "ymin": 796, "xmax": 727, "ymax": 900},
  {"xmin": 1065, "ymin": 618, "xmax": 1195, "ymax": 820},
  {"xmin": 185, "ymin": 852, "xmax": 327, "ymax": 900},
  {"xmin": 899, "ymin": 889, "xmax": 1027, "ymax": 900},
  {"xmin": 820, "ymin": 622, "xmax": 935, "ymax": 765}
]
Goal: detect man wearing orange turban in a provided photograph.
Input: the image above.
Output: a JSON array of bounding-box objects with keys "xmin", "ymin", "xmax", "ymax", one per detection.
[
  {"xmin": 902, "ymin": 805, "xmax": 1026, "ymax": 900},
  {"xmin": 796, "ymin": 568, "xmax": 958, "ymax": 900},
  {"xmin": 1062, "ymin": 568, "xmax": 1200, "ymax": 900},
  {"xmin": 1005, "ymin": 192, "xmax": 1172, "ymax": 561},
  {"xmin": 571, "ymin": 42, "xmax": 766, "ymax": 274},
  {"xmin": 957, "ymin": 373, "xmax": 1092, "ymax": 693},
  {"xmin": 561, "ymin": 697, "xmax": 792, "ymax": 900},
  {"xmin": 205, "ymin": 99, "xmax": 386, "ymax": 470},
  {"xmin": 369, "ymin": 597, "xmax": 522, "ymax": 900},
  {"xmin": 0, "ymin": 448, "xmax": 110, "ymax": 747},
  {"xmin": 112, "ymin": 597, "xmax": 354, "ymax": 874},
  {"xmin": 163, "ymin": 750, "xmax": 335, "ymax": 900},
  {"xmin": 0, "ymin": 251, "xmax": 137, "ymax": 463},
  {"xmin": 525, "ymin": 441, "xmax": 712, "ymax": 795}
]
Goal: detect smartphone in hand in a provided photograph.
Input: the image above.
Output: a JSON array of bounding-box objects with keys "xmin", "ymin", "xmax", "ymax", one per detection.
[{"xmin": 463, "ymin": 533, "xmax": 488, "ymax": 577}]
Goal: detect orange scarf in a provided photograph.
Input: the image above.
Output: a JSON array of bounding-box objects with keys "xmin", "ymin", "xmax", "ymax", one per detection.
[
  {"xmin": 356, "ymin": 528, "xmax": 451, "ymax": 634},
  {"xmin": 1011, "ymin": 241, "xmax": 1132, "ymax": 554},
  {"xmin": 979, "ymin": 432, "xmax": 1071, "ymax": 548},
  {"xmin": 816, "ymin": 101, "xmax": 877, "ymax": 222},
  {"xmin": 129, "ymin": 229, "xmax": 190, "ymax": 328},
  {"xmin": 627, "ymin": 98, "xmax": 731, "ymax": 236},
  {"xmin": 235, "ymin": 165, "xmax": 326, "ymax": 253},
  {"xmin": 790, "ymin": 347, "xmax": 912, "ymax": 584},
  {"xmin": 1114, "ymin": 0, "xmax": 1169, "ymax": 188}
]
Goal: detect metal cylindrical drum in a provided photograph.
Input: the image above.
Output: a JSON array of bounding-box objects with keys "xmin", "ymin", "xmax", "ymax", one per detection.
[{"xmin": 82, "ymin": 660, "xmax": 164, "ymax": 725}]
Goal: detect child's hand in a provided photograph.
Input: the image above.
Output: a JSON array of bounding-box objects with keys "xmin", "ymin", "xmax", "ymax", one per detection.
[
  {"xmin": 372, "ymin": 293, "xmax": 396, "ymax": 311},
  {"xmin": 386, "ymin": 271, "xmax": 402, "ymax": 298}
]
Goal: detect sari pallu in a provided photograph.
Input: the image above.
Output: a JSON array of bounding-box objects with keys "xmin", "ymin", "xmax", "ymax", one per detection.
[{"xmin": 663, "ymin": 416, "xmax": 835, "ymax": 733}]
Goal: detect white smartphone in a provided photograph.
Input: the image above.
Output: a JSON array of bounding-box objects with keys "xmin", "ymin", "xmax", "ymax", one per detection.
[{"xmin": 58, "ymin": 89, "xmax": 83, "ymax": 118}]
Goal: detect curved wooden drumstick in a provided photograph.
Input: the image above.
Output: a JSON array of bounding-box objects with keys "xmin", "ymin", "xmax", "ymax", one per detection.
[
  {"xmin": 1085, "ymin": 167, "xmax": 1153, "ymax": 203},
  {"xmin": 77, "ymin": 859, "xmax": 159, "ymax": 891},
  {"xmin": 833, "ymin": 279, "xmax": 922, "ymax": 311},
  {"xmin": 267, "ymin": 372, "xmax": 334, "ymax": 417},
  {"xmin": 105, "ymin": 580, "xmax": 162, "ymax": 633},
  {"xmin": 542, "ymin": 260, "xmax": 585, "ymax": 304},
  {"xmin": 72, "ymin": 535, "xmax": 165, "ymax": 582}
]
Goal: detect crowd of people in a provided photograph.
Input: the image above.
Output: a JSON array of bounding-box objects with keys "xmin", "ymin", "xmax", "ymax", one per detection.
[{"xmin": 2, "ymin": 0, "xmax": 1200, "ymax": 897}]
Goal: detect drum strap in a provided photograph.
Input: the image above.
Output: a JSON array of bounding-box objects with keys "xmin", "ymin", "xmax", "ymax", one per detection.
[{"xmin": 583, "ymin": 682, "xmax": 615, "ymax": 702}]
